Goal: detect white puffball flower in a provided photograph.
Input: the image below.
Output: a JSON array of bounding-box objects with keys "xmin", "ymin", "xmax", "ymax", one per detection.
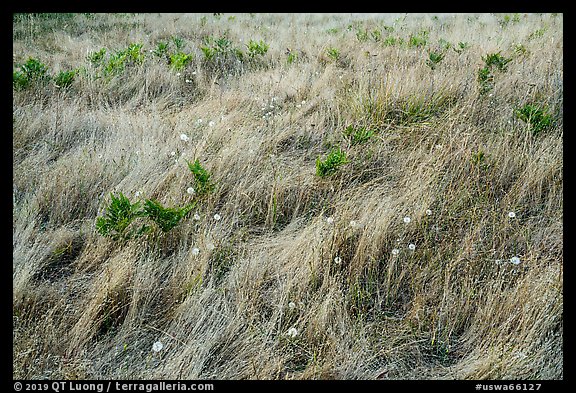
[
  {"xmin": 192, "ymin": 247, "xmax": 200, "ymax": 256},
  {"xmin": 176, "ymin": 72, "xmax": 181, "ymax": 77},
  {"xmin": 286, "ymin": 327, "xmax": 298, "ymax": 338},
  {"xmin": 392, "ymin": 248, "xmax": 400, "ymax": 256},
  {"xmin": 214, "ymin": 213, "xmax": 221, "ymax": 221},
  {"xmin": 288, "ymin": 302, "xmax": 296, "ymax": 310},
  {"xmin": 408, "ymin": 243, "xmax": 416, "ymax": 251},
  {"xmin": 508, "ymin": 211, "xmax": 516, "ymax": 218},
  {"xmin": 187, "ymin": 187, "xmax": 195, "ymax": 195},
  {"xmin": 170, "ymin": 151, "xmax": 176, "ymax": 156},
  {"xmin": 152, "ymin": 341, "xmax": 163, "ymax": 352},
  {"xmin": 334, "ymin": 256, "xmax": 342, "ymax": 264},
  {"xmin": 403, "ymin": 216, "xmax": 411, "ymax": 224},
  {"xmin": 349, "ymin": 220, "xmax": 358, "ymax": 228},
  {"xmin": 510, "ymin": 256, "xmax": 521, "ymax": 265},
  {"xmin": 185, "ymin": 79, "xmax": 192, "ymax": 83},
  {"xmin": 426, "ymin": 209, "xmax": 432, "ymax": 216},
  {"xmin": 197, "ymin": 118, "xmax": 203, "ymax": 124},
  {"xmin": 326, "ymin": 216, "xmax": 334, "ymax": 224},
  {"xmin": 208, "ymin": 121, "xmax": 215, "ymax": 127},
  {"xmin": 193, "ymin": 213, "xmax": 201, "ymax": 221},
  {"xmin": 180, "ymin": 133, "xmax": 189, "ymax": 142}
]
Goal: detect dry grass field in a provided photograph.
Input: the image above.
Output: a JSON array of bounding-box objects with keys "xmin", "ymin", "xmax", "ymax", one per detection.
[{"xmin": 13, "ymin": 13, "xmax": 563, "ymax": 380}]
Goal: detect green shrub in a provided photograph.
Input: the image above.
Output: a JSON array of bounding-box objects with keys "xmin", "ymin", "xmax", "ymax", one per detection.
[
  {"xmin": 482, "ymin": 51, "xmax": 512, "ymax": 72},
  {"xmin": 13, "ymin": 57, "xmax": 49, "ymax": 90},
  {"xmin": 95, "ymin": 192, "xmax": 148, "ymax": 240},
  {"xmin": 54, "ymin": 69, "xmax": 76, "ymax": 88},
  {"xmin": 426, "ymin": 51, "xmax": 445, "ymax": 70},
  {"xmin": 170, "ymin": 52, "xmax": 194, "ymax": 71},
  {"xmin": 143, "ymin": 199, "xmax": 194, "ymax": 233},
  {"xmin": 246, "ymin": 39, "xmax": 269, "ymax": 58},
  {"xmin": 515, "ymin": 104, "xmax": 554, "ymax": 136},
  {"xmin": 342, "ymin": 125, "xmax": 375, "ymax": 146},
  {"xmin": 316, "ymin": 147, "xmax": 348, "ymax": 177},
  {"xmin": 186, "ymin": 159, "xmax": 215, "ymax": 196}
]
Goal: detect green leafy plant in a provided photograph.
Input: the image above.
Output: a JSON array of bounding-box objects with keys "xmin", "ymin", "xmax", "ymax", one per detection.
[
  {"xmin": 87, "ymin": 48, "xmax": 107, "ymax": 65},
  {"xmin": 153, "ymin": 41, "xmax": 169, "ymax": 58},
  {"xmin": 170, "ymin": 52, "xmax": 193, "ymax": 71},
  {"xmin": 286, "ymin": 49, "xmax": 298, "ymax": 65},
  {"xmin": 515, "ymin": 104, "xmax": 554, "ymax": 136},
  {"xmin": 453, "ymin": 41, "xmax": 470, "ymax": 54},
  {"xmin": 342, "ymin": 125, "xmax": 375, "ymax": 146},
  {"xmin": 326, "ymin": 47, "xmax": 340, "ymax": 61},
  {"xmin": 482, "ymin": 52, "xmax": 512, "ymax": 72},
  {"xmin": 143, "ymin": 199, "xmax": 194, "ymax": 233},
  {"xmin": 13, "ymin": 57, "xmax": 49, "ymax": 90},
  {"xmin": 426, "ymin": 51, "xmax": 445, "ymax": 70},
  {"xmin": 246, "ymin": 39, "xmax": 269, "ymax": 59},
  {"xmin": 172, "ymin": 36, "xmax": 186, "ymax": 51},
  {"xmin": 316, "ymin": 147, "xmax": 348, "ymax": 177},
  {"xmin": 408, "ymin": 31, "xmax": 428, "ymax": 48},
  {"xmin": 470, "ymin": 149, "xmax": 491, "ymax": 171},
  {"xmin": 186, "ymin": 159, "xmax": 215, "ymax": 196},
  {"xmin": 96, "ymin": 192, "xmax": 148, "ymax": 240},
  {"xmin": 54, "ymin": 69, "xmax": 76, "ymax": 88}
]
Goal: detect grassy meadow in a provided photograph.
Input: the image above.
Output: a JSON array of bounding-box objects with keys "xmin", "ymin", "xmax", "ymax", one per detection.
[{"xmin": 13, "ymin": 13, "xmax": 563, "ymax": 379}]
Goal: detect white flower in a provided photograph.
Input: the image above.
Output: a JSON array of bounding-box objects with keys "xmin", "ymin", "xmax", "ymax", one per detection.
[
  {"xmin": 180, "ymin": 133, "xmax": 189, "ymax": 142},
  {"xmin": 403, "ymin": 216, "xmax": 411, "ymax": 224},
  {"xmin": 508, "ymin": 211, "xmax": 516, "ymax": 218},
  {"xmin": 392, "ymin": 248, "xmax": 400, "ymax": 256},
  {"xmin": 191, "ymin": 71, "xmax": 197, "ymax": 75},
  {"xmin": 185, "ymin": 79, "xmax": 192, "ymax": 83},
  {"xmin": 193, "ymin": 213, "xmax": 201, "ymax": 221},
  {"xmin": 152, "ymin": 341, "xmax": 163, "ymax": 352},
  {"xmin": 286, "ymin": 327, "xmax": 298, "ymax": 338},
  {"xmin": 98, "ymin": 154, "xmax": 103, "ymax": 159},
  {"xmin": 197, "ymin": 118, "xmax": 203, "ymax": 124},
  {"xmin": 334, "ymin": 256, "xmax": 342, "ymax": 264},
  {"xmin": 301, "ymin": 100, "xmax": 306, "ymax": 105},
  {"xmin": 296, "ymin": 104, "xmax": 301, "ymax": 108},
  {"xmin": 208, "ymin": 121, "xmax": 215, "ymax": 127},
  {"xmin": 192, "ymin": 247, "xmax": 200, "ymax": 256},
  {"xmin": 187, "ymin": 187, "xmax": 195, "ymax": 195},
  {"xmin": 214, "ymin": 213, "xmax": 221, "ymax": 221},
  {"xmin": 349, "ymin": 220, "xmax": 357, "ymax": 228},
  {"xmin": 426, "ymin": 209, "xmax": 432, "ymax": 216},
  {"xmin": 408, "ymin": 243, "xmax": 416, "ymax": 251},
  {"xmin": 510, "ymin": 256, "xmax": 521, "ymax": 265},
  {"xmin": 326, "ymin": 216, "xmax": 334, "ymax": 224},
  {"xmin": 435, "ymin": 144, "xmax": 443, "ymax": 150},
  {"xmin": 176, "ymin": 72, "xmax": 181, "ymax": 77},
  {"xmin": 170, "ymin": 151, "xmax": 176, "ymax": 156},
  {"xmin": 135, "ymin": 150, "xmax": 140, "ymax": 156},
  {"xmin": 288, "ymin": 302, "xmax": 296, "ymax": 309},
  {"xmin": 135, "ymin": 191, "xmax": 141, "ymax": 198}
]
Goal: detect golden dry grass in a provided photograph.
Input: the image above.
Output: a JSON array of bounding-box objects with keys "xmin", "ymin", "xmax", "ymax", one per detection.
[{"xmin": 13, "ymin": 13, "xmax": 562, "ymax": 380}]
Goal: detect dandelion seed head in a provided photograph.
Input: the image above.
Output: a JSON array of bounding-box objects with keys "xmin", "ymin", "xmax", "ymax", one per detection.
[
  {"xmin": 135, "ymin": 191, "xmax": 141, "ymax": 198},
  {"xmin": 214, "ymin": 213, "xmax": 221, "ymax": 221},
  {"xmin": 334, "ymin": 256, "xmax": 342, "ymax": 264},
  {"xmin": 193, "ymin": 213, "xmax": 201, "ymax": 221},
  {"xmin": 408, "ymin": 243, "xmax": 416, "ymax": 251},
  {"xmin": 508, "ymin": 211, "xmax": 516, "ymax": 218},
  {"xmin": 392, "ymin": 248, "xmax": 400, "ymax": 256},
  {"xmin": 187, "ymin": 187, "xmax": 195, "ymax": 195},
  {"xmin": 403, "ymin": 216, "xmax": 411, "ymax": 224},
  {"xmin": 152, "ymin": 341, "xmax": 163, "ymax": 352},
  {"xmin": 288, "ymin": 302, "xmax": 296, "ymax": 309},
  {"xmin": 192, "ymin": 247, "xmax": 200, "ymax": 256},
  {"xmin": 170, "ymin": 151, "xmax": 176, "ymax": 156},
  {"xmin": 510, "ymin": 256, "xmax": 521, "ymax": 265},
  {"xmin": 350, "ymin": 220, "xmax": 357, "ymax": 228},
  {"xmin": 208, "ymin": 121, "xmax": 215, "ymax": 127},
  {"xmin": 426, "ymin": 209, "xmax": 432, "ymax": 216},
  {"xmin": 287, "ymin": 327, "xmax": 298, "ymax": 338},
  {"xmin": 180, "ymin": 133, "xmax": 189, "ymax": 142},
  {"xmin": 326, "ymin": 216, "xmax": 334, "ymax": 224}
]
